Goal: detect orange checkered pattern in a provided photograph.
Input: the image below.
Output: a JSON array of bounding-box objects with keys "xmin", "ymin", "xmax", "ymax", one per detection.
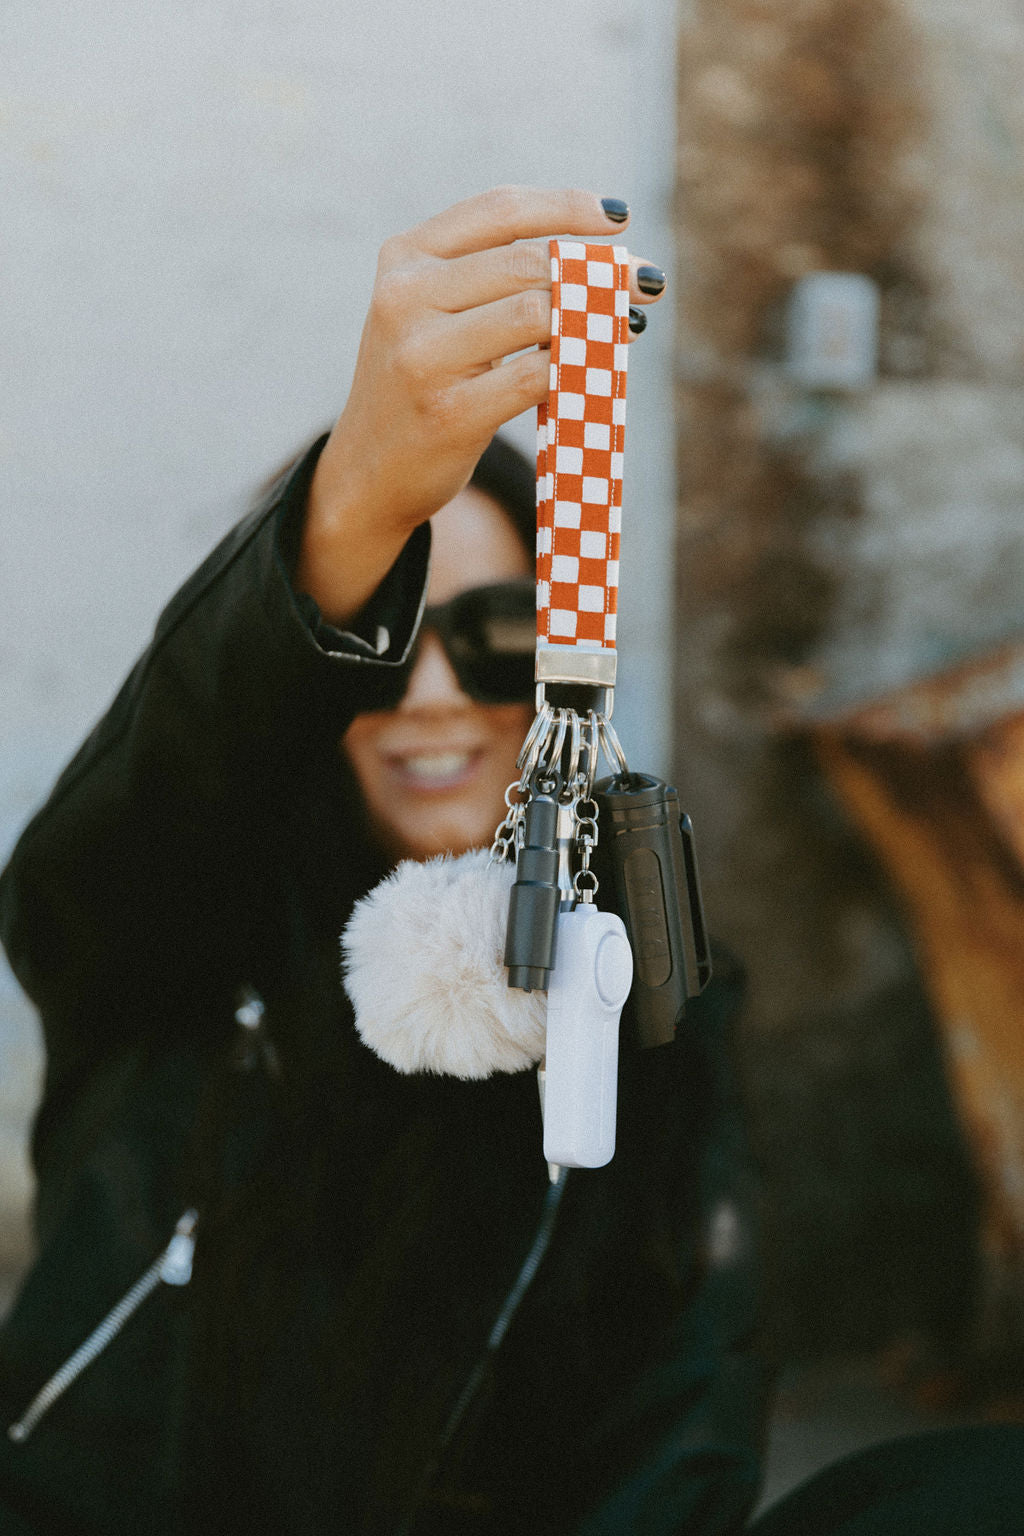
[{"xmin": 536, "ymin": 240, "xmax": 630, "ymax": 651}]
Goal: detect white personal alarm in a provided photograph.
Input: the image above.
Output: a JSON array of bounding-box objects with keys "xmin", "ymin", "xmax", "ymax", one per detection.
[{"xmin": 542, "ymin": 904, "xmax": 634, "ymax": 1169}]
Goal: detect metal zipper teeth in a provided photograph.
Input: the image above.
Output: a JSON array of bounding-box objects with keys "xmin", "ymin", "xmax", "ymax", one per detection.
[
  {"xmin": 396, "ymin": 1167, "xmax": 569, "ymax": 1536},
  {"xmin": 7, "ymin": 1209, "xmax": 198, "ymax": 1446},
  {"xmin": 11, "ymin": 1171, "xmax": 565, "ymax": 1462}
]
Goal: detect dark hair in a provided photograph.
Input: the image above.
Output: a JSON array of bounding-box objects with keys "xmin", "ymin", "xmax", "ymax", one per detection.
[
  {"xmin": 263, "ymin": 430, "xmax": 536, "ymax": 555},
  {"xmin": 468, "ymin": 433, "xmax": 536, "ymax": 558}
]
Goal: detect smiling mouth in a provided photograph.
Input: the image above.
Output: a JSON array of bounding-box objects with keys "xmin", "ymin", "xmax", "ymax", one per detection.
[{"xmin": 387, "ymin": 750, "xmax": 482, "ymax": 789}]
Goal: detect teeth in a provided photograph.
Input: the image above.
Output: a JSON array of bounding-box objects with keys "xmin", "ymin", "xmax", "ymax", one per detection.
[{"xmin": 399, "ymin": 752, "xmax": 473, "ymax": 781}]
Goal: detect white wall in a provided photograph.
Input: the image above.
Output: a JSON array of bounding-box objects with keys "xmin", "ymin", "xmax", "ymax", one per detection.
[{"xmin": 0, "ymin": 1, "xmax": 679, "ymax": 1269}]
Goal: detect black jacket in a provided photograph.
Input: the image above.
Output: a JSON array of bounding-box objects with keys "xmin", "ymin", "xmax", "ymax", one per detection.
[{"xmin": 0, "ymin": 440, "xmax": 770, "ymax": 1536}]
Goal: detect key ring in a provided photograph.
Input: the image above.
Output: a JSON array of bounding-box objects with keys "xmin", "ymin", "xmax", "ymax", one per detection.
[
  {"xmin": 517, "ymin": 699, "xmax": 554, "ymax": 785},
  {"xmin": 597, "ymin": 714, "xmax": 629, "ymax": 779}
]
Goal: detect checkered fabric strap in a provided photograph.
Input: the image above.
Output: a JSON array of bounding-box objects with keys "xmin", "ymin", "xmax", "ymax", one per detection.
[{"xmin": 535, "ymin": 240, "xmax": 630, "ymax": 689}]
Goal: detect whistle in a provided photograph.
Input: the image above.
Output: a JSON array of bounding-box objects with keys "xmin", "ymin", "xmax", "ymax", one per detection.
[{"xmin": 593, "ymin": 774, "xmax": 711, "ymax": 1048}]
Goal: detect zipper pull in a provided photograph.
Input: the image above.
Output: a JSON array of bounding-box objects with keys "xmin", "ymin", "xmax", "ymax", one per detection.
[
  {"xmin": 9, "ymin": 1208, "xmax": 200, "ymax": 1445},
  {"xmin": 159, "ymin": 1209, "xmax": 198, "ymax": 1286}
]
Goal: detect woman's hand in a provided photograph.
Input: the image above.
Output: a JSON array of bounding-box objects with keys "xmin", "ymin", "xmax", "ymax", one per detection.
[{"xmin": 298, "ymin": 185, "xmax": 667, "ymax": 625}]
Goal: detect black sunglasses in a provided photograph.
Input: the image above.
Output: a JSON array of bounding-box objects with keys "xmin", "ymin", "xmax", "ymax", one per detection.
[{"xmin": 413, "ymin": 580, "xmax": 536, "ymax": 704}]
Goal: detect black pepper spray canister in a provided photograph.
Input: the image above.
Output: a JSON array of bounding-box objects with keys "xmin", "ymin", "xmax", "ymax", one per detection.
[{"xmin": 592, "ymin": 773, "xmax": 711, "ymax": 1048}]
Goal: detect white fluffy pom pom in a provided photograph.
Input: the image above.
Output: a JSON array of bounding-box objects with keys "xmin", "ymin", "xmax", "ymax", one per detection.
[{"xmin": 340, "ymin": 848, "xmax": 547, "ymax": 1079}]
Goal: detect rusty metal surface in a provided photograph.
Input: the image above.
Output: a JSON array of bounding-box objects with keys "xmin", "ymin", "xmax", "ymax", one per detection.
[{"xmin": 800, "ymin": 638, "xmax": 1024, "ymax": 744}]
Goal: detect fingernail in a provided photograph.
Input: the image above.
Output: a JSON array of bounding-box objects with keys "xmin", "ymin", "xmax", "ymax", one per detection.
[
  {"xmin": 628, "ymin": 306, "xmax": 647, "ymax": 335},
  {"xmin": 637, "ymin": 265, "xmax": 666, "ymax": 295},
  {"xmin": 601, "ymin": 197, "xmax": 629, "ymax": 224}
]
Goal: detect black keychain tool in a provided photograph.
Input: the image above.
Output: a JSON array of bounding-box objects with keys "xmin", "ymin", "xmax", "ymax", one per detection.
[{"xmin": 592, "ymin": 772, "xmax": 711, "ymax": 1049}]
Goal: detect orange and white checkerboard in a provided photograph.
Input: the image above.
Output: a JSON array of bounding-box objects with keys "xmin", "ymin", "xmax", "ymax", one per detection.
[{"xmin": 536, "ymin": 240, "xmax": 630, "ymax": 663}]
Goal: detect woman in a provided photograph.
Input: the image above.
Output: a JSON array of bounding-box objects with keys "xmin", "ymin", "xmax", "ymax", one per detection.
[
  {"xmin": 0, "ymin": 188, "xmax": 768, "ymax": 1534},
  {"xmin": 8, "ymin": 182, "xmax": 1017, "ymax": 1536}
]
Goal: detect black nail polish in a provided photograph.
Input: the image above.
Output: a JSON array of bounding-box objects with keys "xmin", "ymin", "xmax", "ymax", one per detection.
[
  {"xmin": 601, "ymin": 197, "xmax": 629, "ymax": 223},
  {"xmin": 637, "ymin": 265, "xmax": 666, "ymax": 295},
  {"xmin": 628, "ymin": 306, "xmax": 647, "ymax": 335}
]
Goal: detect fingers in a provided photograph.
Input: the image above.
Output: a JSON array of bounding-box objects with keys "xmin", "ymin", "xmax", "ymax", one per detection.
[
  {"xmin": 419, "ymin": 252, "xmax": 662, "ymax": 380},
  {"xmin": 451, "ymin": 348, "xmax": 551, "ymax": 436},
  {"xmin": 426, "ymin": 240, "xmax": 666, "ymax": 317},
  {"xmin": 433, "ymin": 239, "xmax": 551, "ymax": 313},
  {"xmin": 462, "ymin": 295, "xmax": 644, "ymax": 434},
  {"xmin": 428, "ymin": 290, "xmax": 553, "ymax": 374},
  {"xmin": 396, "ymin": 185, "xmax": 629, "ymax": 261},
  {"xmin": 417, "ymin": 275, "xmax": 651, "ymax": 384}
]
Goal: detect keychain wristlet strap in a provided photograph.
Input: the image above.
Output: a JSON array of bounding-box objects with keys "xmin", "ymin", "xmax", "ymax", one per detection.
[{"xmin": 536, "ymin": 241, "xmax": 631, "ymax": 688}]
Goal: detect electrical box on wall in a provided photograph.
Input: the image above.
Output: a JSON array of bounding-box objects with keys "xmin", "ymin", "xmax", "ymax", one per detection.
[{"xmin": 785, "ymin": 272, "xmax": 880, "ymax": 391}]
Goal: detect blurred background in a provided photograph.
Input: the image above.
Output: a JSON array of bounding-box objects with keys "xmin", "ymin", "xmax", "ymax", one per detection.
[{"xmin": 4, "ymin": 0, "xmax": 1024, "ymax": 1509}]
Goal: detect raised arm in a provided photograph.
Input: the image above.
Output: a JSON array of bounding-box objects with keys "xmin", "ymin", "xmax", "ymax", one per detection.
[{"xmin": 0, "ymin": 186, "xmax": 664, "ymax": 1079}]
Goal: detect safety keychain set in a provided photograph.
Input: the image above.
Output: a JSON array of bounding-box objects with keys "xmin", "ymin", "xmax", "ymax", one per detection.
[{"xmin": 343, "ymin": 241, "xmax": 710, "ymax": 1171}]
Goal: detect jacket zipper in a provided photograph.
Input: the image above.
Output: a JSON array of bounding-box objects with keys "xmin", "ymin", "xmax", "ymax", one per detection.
[
  {"xmin": 7, "ymin": 1209, "xmax": 198, "ymax": 1446},
  {"xmin": 396, "ymin": 1166, "xmax": 569, "ymax": 1535},
  {"xmin": 9, "ymin": 1170, "xmax": 563, "ymax": 1470}
]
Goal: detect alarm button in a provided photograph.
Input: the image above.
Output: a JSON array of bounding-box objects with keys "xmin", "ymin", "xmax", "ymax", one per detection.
[{"xmin": 594, "ymin": 931, "xmax": 633, "ymax": 1009}]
